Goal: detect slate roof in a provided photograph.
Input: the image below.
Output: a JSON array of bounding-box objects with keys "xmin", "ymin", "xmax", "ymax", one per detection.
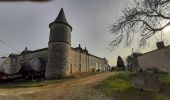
[{"xmin": 49, "ymin": 8, "xmax": 72, "ymax": 30}]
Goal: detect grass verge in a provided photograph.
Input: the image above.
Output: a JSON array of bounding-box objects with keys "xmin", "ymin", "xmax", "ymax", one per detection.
[{"xmin": 95, "ymin": 72, "xmax": 170, "ymax": 100}]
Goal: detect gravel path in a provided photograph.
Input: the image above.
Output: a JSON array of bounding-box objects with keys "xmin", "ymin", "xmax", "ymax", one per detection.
[{"xmin": 0, "ymin": 72, "xmax": 114, "ymax": 100}]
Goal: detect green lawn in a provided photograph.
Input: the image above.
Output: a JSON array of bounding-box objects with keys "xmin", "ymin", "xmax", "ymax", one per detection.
[
  {"xmin": 95, "ymin": 72, "xmax": 170, "ymax": 100},
  {"xmin": 159, "ymin": 72, "xmax": 170, "ymax": 84}
]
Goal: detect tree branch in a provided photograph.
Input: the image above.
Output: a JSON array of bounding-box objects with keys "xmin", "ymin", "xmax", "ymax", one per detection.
[{"xmin": 110, "ymin": 0, "xmax": 170, "ymax": 48}]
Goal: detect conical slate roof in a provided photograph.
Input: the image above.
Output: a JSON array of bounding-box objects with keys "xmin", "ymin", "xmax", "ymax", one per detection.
[
  {"xmin": 54, "ymin": 8, "xmax": 68, "ymax": 24},
  {"xmin": 49, "ymin": 8, "xmax": 72, "ymax": 30}
]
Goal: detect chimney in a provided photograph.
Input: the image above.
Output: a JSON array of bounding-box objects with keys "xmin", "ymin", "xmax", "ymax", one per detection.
[{"xmin": 156, "ymin": 41, "xmax": 165, "ymax": 49}]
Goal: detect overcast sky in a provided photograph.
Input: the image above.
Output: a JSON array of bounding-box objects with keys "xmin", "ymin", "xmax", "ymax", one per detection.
[{"xmin": 0, "ymin": 0, "xmax": 170, "ymax": 65}]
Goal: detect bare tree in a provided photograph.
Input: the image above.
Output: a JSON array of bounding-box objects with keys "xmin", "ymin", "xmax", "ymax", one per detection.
[{"xmin": 110, "ymin": 0, "xmax": 170, "ymax": 48}]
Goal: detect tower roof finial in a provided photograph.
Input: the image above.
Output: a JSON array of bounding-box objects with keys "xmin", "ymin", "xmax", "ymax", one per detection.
[{"xmin": 54, "ymin": 8, "xmax": 68, "ymax": 24}]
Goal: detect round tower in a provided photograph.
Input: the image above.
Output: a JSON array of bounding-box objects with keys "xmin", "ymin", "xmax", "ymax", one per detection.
[{"xmin": 45, "ymin": 8, "xmax": 72, "ymax": 80}]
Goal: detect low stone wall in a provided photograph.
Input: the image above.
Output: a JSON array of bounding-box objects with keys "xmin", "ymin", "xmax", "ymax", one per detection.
[{"xmin": 130, "ymin": 73, "xmax": 161, "ymax": 92}]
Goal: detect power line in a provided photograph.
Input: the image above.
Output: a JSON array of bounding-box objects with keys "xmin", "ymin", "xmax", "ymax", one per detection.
[
  {"xmin": 0, "ymin": 54, "xmax": 9, "ymax": 57},
  {"xmin": 0, "ymin": 39, "xmax": 18, "ymax": 52}
]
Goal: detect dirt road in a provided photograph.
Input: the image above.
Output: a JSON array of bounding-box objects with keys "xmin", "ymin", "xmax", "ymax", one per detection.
[{"xmin": 0, "ymin": 72, "xmax": 114, "ymax": 100}]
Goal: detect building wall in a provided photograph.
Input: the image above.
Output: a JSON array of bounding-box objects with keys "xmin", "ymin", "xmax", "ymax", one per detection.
[
  {"xmin": 19, "ymin": 49, "xmax": 48, "ymax": 62},
  {"xmin": 137, "ymin": 46, "xmax": 170, "ymax": 72},
  {"xmin": 0, "ymin": 48, "xmax": 108, "ymax": 75},
  {"xmin": 0, "ymin": 56, "xmax": 21, "ymax": 75},
  {"xmin": 70, "ymin": 48, "xmax": 108, "ymax": 73},
  {"xmin": 0, "ymin": 58, "xmax": 11, "ymax": 74}
]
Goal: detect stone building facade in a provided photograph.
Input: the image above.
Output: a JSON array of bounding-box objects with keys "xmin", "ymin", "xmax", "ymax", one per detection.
[{"xmin": 0, "ymin": 8, "xmax": 108, "ymax": 79}]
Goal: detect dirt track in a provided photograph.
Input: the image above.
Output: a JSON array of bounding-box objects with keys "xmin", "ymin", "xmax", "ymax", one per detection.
[{"xmin": 0, "ymin": 72, "xmax": 114, "ymax": 100}]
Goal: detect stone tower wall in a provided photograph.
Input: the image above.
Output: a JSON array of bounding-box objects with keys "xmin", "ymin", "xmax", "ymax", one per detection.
[
  {"xmin": 46, "ymin": 23, "xmax": 71, "ymax": 79},
  {"xmin": 47, "ymin": 42, "xmax": 70, "ymax": 79},
  {"xmin": 49, "ymin": 24, "xmax": 71, "ymax": 44}
]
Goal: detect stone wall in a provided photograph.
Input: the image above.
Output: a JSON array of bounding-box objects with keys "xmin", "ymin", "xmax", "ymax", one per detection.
[
  {"xmin": 0, "ymin": 56, "xmax": 21, "ymax": 75},
  {"xmin": 70, "ymin": 48, "xmax": 108, "ymax": 73},
  {"xmin": 0, "ymin": 58, "xmax": 12, "ymax": 74},
  {"xmin": 19, "ymin": 49, "xmax": 48, "ymax": 62},
  {"xmin": 130, "ymin": 73, "xmax": 161, "ymax": 92},
  {"xmin": 0, "ymin": 47, "xmax": 108, "ymax": 75},
  {"xmin": 138, "ymin": 46, "xmax": 170, "ymax": 72},
  {"xmin": 0, "ymin": 49, "xmax": 48, "ymax": 75}
]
